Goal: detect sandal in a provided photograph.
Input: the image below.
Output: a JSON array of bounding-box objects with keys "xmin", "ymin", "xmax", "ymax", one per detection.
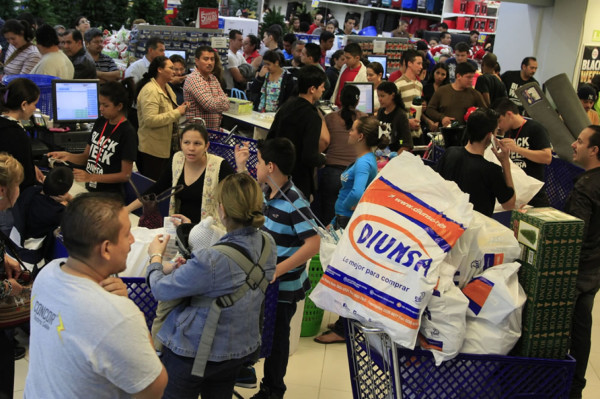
[{"xmin": 313, "ymin": 330, "xmax": 345, "ymax": 344}]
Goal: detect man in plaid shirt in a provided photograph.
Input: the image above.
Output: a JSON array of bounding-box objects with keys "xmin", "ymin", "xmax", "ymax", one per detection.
[{"xmin": 184, "ymin": 45, "xmax": 230, "ymax": 130}]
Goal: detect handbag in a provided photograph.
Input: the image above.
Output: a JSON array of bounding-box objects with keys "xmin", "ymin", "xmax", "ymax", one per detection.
[
  {"xmin": 128, "ymin": 178, "xmax": 183, "ymax": 229},
  {"xmin": 0, "ymin": 230, "xmax": 42, "ymax": 329}
]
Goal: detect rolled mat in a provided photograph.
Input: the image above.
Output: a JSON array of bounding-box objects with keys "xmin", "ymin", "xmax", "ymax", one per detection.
[
  {"xmin": 517, "ymin": 82, "xmax": 574, "ymax": 162},
  {"xmin": 544, "ymin": 73, "xmax": 589, "ymax": 139}
]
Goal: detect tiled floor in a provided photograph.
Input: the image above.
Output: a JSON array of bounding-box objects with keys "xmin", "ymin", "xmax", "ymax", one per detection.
[{"xmin": 13, "ymin": 302, "xmax": 600, "ymax": 398}]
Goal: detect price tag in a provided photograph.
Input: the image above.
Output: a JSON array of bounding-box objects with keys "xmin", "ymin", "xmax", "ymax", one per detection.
[{"xmin": 211, "ymin": 36, "xmax": 228, "ymax": 49}]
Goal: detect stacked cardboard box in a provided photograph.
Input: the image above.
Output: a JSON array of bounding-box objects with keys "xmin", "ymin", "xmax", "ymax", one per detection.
[{"xmin": 510, "ymin": 208, "xmax": 584, "ymax": 359}]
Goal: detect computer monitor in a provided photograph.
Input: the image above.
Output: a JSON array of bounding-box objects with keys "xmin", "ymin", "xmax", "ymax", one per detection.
[
  {"xmin": 52, "ymin": 80, "xmax": 100, "ymax": 124},
  {"xmin": 367, "ymin": 55, "xmax": 388, "ymax": 77},
  {"xmin": 347, "ymin": 82, "xmax": 374, "ymax": 115},
  {"xmin": 165, "ymin": 49, "xmax": 187, "ymax": 60}
]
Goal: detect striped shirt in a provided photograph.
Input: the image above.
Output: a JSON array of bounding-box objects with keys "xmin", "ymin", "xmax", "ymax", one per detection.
[
  {"xmin": 183, "ymin": 70, "xmax": 229, "ymax": 130},
  {"xmin": 2, "ymin": 44, "xmax": 41, "ymax": 76},
  {"xmin": 395, "ymin": 75, "xmax": 423, "ymax": 111},
  {"xmin": 94, "ymin": 52, "xmax": 118, "ymax": 72},
  {"xmin": 261, "ymin": 180, "xmax": 315, "ymax": 304}
]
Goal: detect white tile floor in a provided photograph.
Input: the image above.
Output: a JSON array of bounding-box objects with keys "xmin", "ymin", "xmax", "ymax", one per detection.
[{"xmin": 13, "ymin": 303, "xmax": 600, "ymax": 398}]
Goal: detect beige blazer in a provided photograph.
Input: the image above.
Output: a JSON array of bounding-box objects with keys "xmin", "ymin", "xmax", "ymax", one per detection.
[{"xmin": 137, "ymin": 78, "xmax": 181, "ymax": 158}]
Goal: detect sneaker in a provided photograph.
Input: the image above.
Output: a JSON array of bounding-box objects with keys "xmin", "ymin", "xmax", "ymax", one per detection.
[
  {"xmin": 14, "ymin": 346, "xmax": 26, "ymax": 360},
  {"xmin": 235, "ymin": 365, "xmax": 257, "ymax": 389}
]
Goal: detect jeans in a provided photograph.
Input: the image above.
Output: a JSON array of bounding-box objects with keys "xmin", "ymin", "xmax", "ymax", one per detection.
[
  {"xmin": 311, "ymin": 166, "xmax": 344, "ymax": 226},
  {"xmin": 161, "ymin": 347, "xmax": 250, "ymax": 399},
  {"xmin": 261, "ymin": 301, "xmax": 297, "ymax": 397},
  {"xmin": 569, "ymin": 270, "xmax": 600, "ymax": 398}
]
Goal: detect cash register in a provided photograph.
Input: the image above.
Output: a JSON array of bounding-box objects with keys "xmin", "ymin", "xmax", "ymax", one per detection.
[{"xmin": 38, "ymin": 79, "xmax": 100, "ymax": 153}]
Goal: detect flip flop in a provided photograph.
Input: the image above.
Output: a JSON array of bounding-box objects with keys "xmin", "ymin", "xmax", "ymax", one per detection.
[{"xmin": 313, "ymin": 330, "xmax": 345, "ymax": 344}]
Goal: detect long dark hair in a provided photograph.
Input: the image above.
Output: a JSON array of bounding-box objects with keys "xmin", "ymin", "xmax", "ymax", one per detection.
[
  {"xmin": 99, "ymin": 79, "xmax": 135, "ymax": 115},
  {"xmin": 340, "ymin": 84, "xmax": 360, "ymax": 129},
  {"xmin": 0, "ymin": 78, "xmax": 40, "ymax": 112},
  {"xmin": 428, "ymin": 63, "xmax": 450, "ymax": 86},
  {"xmin": 376, "ymin": 81, "xmax": 405, "ymax": 111},
  {"xmin": 136, "ymin": 56, "xmax": 169, "ymax": 97}
]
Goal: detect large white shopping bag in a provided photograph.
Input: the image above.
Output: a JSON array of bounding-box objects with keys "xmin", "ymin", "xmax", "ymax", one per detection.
[{"xmin": 311, "ymin": 152, "xmax": 473, "ymax": 348}]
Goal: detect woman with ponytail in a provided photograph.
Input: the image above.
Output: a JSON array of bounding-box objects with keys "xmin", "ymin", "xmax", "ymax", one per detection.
[
  {"xmin": 146, "ymin": 173, "xmax": 277, "ymax": 398},
  {"xmin": 314, "ymin": 84, "xmax": 366, "ymax": 224},
  {"xmin": 376, "ymin": 81, "xmax": 413, "ymax": 153},
  {"xmin": 0, "ymin": 78, "xmax": 43, "ymax": 189},
  {"xmin": 315, "ymin": 116, "xmax": 383, "ymax": 344},
  {"xmin": 136, "ymin": 56, "xmax": 188, "ymax": 180}
]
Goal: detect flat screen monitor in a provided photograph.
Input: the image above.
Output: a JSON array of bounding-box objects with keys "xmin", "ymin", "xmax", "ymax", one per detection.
[
  {"xmin": 52, "ymin": 80, "xmax": 100, "ymax": 124},
  {"xmin": 347, "ymin": 82, "xmax": 374, "ymax": 115},
  {"xmin": 165, "ymin": 49, "xmax": 187, "ymax": 60},
  {"xmin": 367, "ymin": 55, "xmax": 388, "ymax": 77}
]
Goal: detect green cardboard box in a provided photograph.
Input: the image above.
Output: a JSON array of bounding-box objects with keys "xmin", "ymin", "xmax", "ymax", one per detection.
[{"xmin": 510, "ymin": 208, "xmax": 584, "ymax": 358}]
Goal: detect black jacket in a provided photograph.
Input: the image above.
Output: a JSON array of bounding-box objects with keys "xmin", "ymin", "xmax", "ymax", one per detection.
[
  {"xmin": 249, "ymin": 70, "xmax": 297, "ymax": 111},
  {"xmin": 267, "ymin": 96, "xmax": 326, "ymax": 199},
  {"xmin": 0, "ymin": 116, "xmax": 36, "ymax": 189},
  {"xmin": 565, "ymin": 167, "xmax": 600, "ymax": 273}
]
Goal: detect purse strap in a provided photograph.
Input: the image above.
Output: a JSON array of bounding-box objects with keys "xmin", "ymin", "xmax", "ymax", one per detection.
[
  {"xmin": 0, "ymin": 229, "xmax": 37, "ymax": 277},
  {"xmin": 128, "ymin": 177, "xmax": 184, "ymax": 204},
  {"xmin": 2, "ymin": 43, "xmax": 32, "ymax": 67}
]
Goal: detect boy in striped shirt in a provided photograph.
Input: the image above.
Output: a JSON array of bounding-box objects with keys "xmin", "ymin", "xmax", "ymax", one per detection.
[{"xmin": 251, "ymin": 137, "xmax": 320, "ymax": 399}]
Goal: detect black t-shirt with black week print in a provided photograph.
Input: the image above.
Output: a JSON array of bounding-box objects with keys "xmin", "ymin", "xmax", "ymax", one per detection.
[
  {"xmin": 86, "ymin": 117, "xmax": 137, "ymax": 193},
  {"xmin": 505, "ymin": 118, "xmax": 551, "ymax": 182}
]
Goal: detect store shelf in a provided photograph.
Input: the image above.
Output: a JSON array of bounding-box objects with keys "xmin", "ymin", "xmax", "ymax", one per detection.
[
  {"xmin": 448, "ymin": 28, "xmax": 495, "ymax": 35},
  {"xmin": 318, "ymin": 1, "xmax": 443, "ymax": 20},
  {"xmin": 443, "ymin": 12, "xmax": 498, "ymax": 19}
]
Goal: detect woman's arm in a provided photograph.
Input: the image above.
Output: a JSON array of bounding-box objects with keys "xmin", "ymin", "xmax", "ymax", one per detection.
[
  {"xmin": 73, "ymin": 160, "xmax": 134, "ymax": 184},
  {"xmin": 138, "ymin": 88, "xmax": 182, "ymax": 128},
  {"xmin": 342, "ymin": 157, "xmax": 374, "ymax": 211},
  {"xmin": 48, "ymin": 145, "xmax": 91, "ymax": 165}
]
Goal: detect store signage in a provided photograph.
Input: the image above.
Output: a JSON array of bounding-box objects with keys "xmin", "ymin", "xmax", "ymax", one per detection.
[
  {"xmin": 593, "ymin": 30, "xmax": 600, "ymax": 42},
  {"xmin": 579, "ymin": 46, "xmax": 600, "ymax": 84},
  {"xmin": 198, "ymin": 8, "xmax": 219, "ymax": 29}
]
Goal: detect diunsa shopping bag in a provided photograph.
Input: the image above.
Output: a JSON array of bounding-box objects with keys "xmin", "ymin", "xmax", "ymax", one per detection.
[
  {"xmin": 445, "ymin": 211, "xmax": 521, "ymax": 289},
  {"xmin": 310, "ymin": 152, "xmax": 473, "ymax": 348},
  {"xmin": 460, "ymin": 262, "xmax": 526, "ymax": 355},
  {"xmin": 418, "ymin": 283, "xmax": 469, "ymax": 365}
]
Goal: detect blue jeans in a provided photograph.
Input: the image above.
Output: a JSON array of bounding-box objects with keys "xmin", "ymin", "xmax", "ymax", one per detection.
[
  {"xmin": 161, "ymin": 347, "xmax": 251, "ymax": 399},
  {"xmin": 569, "ymin": 270, "xmax": 600, "ymax": 398}
]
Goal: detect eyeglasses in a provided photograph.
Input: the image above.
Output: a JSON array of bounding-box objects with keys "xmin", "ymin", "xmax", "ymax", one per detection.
[{"xmin": 79, "ymin": 19, "xmax": 90, "ymax": 25}]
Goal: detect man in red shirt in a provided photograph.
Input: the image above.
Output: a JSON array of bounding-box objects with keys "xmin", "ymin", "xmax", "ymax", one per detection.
[
  {"xmin": 330, "ymin": 43, "xmax": 368, "ymax": 106},
  {"xmin": 307, "ymin": 13, "xmax": 324, "ymax": 34},
  {"xmin": 319, "ymin": 31, "xmax": 335, "ymax": 68}
]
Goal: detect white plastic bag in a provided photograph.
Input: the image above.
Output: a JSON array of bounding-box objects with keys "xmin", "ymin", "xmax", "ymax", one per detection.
[
  {"xmin": 460, "ymin": 262, "xmax": 526, "ymax": 355},
  {"xmin": 419, "ymin": 282, "xmax": 469, "ymax": 365},
  {"xmin": 483, "ymin": 147, "xmax": 544, "ymax": 211},
  {"xmin": 123, "ymin": 227, "xmax": 165, "ymax": 277},
  {"xmin": 446, "ymin": 211, "xmax": 521, "ymax": 288},
  {"xmin": 318, "ymin": 227, "xmax": 342, "ymax": 270},
  {"xmin": 310, "ymin": 152, "xmax": 473, "ymax": 349}
]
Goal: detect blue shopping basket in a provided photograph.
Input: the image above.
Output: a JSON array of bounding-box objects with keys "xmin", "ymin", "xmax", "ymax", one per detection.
[
  {"xmin": 122, "ymin": 277, "xmax": 278, "ymax": 358},
  {"xmin": 207, "ymin": 129, "xmax": 258, "ymax": 178},
  {"xmin": 2, "ymin": 74, "xmax": 59, "ymax": 118}
]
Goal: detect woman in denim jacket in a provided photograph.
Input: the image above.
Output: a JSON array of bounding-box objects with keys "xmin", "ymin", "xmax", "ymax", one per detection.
[{"xmin": 146, "ymin": 173, "xmax": 277, "ymax": 399}]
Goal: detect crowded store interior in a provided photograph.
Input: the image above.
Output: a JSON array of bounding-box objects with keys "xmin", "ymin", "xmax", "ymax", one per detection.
[{"xmin": 2, "ymin": 0, "xmax": 600, "ymax": 398}]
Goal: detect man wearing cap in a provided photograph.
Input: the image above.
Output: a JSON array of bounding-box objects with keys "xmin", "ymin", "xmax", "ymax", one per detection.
[{"xmin": 578, "ymin": 84, "xmax": 599, "ymax": 125}]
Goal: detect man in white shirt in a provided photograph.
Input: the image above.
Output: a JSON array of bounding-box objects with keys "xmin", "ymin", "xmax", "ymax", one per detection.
[
  {"xmin": 25, "ymin": 193, "xmax": 167, "ymax": 399},
  {"xmin": 125, "ymin": 36, "xmax": 165, "ymax": 84},
  {"xmin": 30, "ymin": 24, "xmax": 74, "ymax": 79},
  {"xmin": 225, "ymin": 29, "xmax": 249, "ymax": 91}
]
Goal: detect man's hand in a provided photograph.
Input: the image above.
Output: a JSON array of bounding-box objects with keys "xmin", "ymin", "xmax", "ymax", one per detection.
[
  {"xmin": 234, "ymin": 142, "xmax": 250, "ymax": 172},
  {"xmin": 171, "ymin": 75, "xmax": 186, "ymax": 85},
  {"xmin": 427, "ymin": 120, "xmax": 439, "ymax": 132},
  {"xmin": 441, "ymin": 116, "xmax": 455, "ymax": 127},
  {"xmin": 73, "ymin": 169, "xmax": 92, "ymax": 183},
  {"xmin": 499, "ymin": 137, "xmax": 519, "ymax": 153},
  {"xmin": 148, "ymin": 234, "xmax": 169, "ymax": 257},
  {"xmin": 492, "ymin": 138, "xmax": 511, "ymax": 165},
  {"xmin": 100, "ymin": 277, "xmax": 128, "ymax": 297}
]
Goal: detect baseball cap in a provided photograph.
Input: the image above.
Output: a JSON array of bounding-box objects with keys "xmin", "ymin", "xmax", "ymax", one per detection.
[{"xmin": 577, "ymin": 84, "xmax": 598, "ymax": 101}]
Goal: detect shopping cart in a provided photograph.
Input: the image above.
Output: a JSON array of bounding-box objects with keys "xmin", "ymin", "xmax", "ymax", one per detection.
[
  {"xmin": 207, "ymin": 129, "xmax": 258, "ymax": 178},
  {"xmin": 345, "ymin": 319, "xmax": 576, "ymax": 399},
  {"xmin": 122, "ymin": 277, "xmax": 279, "ymax": 359}
]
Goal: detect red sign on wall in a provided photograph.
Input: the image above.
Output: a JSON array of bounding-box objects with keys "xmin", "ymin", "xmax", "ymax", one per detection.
[{"xmin": 198, "ymin": 8, "xmax": 219, "ymax": 29}]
